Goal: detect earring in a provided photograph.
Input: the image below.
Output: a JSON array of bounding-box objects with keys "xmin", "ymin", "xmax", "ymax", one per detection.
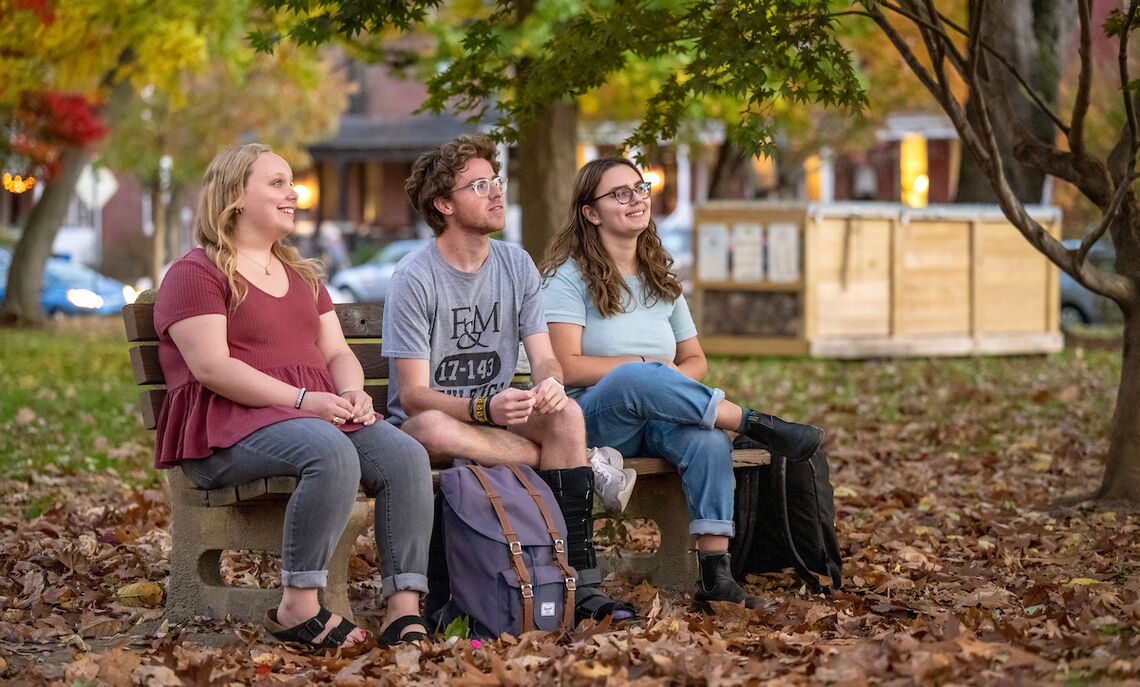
[{"xmin": 235, "ymin": 208, "xmax": 243, "ymax": 215}]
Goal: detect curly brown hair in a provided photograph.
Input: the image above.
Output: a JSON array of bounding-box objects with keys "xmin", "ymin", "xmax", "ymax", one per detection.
[
  {"xmin": 405, "ymin": 133, "xmax": 501, "ymax": 236},
  {"xmin": 193, "ymin": 143, "xmax": 322, "ymax": 309},
  {"xmin": 539, "ymin": 157, "xmax": 681, "ymax": 317}
]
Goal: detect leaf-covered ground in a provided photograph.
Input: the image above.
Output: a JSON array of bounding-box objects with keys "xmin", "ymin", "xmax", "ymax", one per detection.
[{"xmin": 2, "ymin": 319, "xmax": 1138, "ymax": 685}]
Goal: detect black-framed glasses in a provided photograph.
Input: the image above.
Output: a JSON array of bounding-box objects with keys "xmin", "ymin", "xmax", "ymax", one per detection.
[
  {"xmin": 590, "ymin": 181, "xmax": 652, "ymax": 205},
  {"xmin": 449, "ymin": 176, "xmax": 506, "ymax": 198}
]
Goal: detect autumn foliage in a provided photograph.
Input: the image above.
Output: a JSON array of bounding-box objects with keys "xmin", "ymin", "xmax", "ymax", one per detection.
[{"xmin": 9, "ymin": 91, "xmax": 106, "ymax": 179}]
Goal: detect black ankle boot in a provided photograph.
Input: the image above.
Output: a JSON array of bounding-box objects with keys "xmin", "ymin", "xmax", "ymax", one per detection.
[
  {"xmin": 694, "ymin": 551, "xmax": 763, "ymax": 611},
  {"xmin": 743, "ymin": 412, "xmax": 824, "ymax": 463},
  {"xmin": 538, "ymin": 467, "xmax": 641, "ymax": 625}
]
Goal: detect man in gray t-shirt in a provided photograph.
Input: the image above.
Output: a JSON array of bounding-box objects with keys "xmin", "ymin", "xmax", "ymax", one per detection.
[{"xmin": 386, "ymin": 133, "xmax": 639, "ymax": 628}]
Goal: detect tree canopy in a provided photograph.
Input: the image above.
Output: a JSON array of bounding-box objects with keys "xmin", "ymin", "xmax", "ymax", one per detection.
[{"xmin": 254, "ymin": 0, "xmax": 867, "ymax": 158}]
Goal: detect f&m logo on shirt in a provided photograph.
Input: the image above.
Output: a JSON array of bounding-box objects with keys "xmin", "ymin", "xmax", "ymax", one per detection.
[{"xmin": 451, "ymin": 302, "xmax": 500, "ymax": 350}]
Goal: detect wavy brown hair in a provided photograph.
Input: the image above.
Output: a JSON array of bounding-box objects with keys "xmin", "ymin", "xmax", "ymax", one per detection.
[
  {"xmin": 193, "ymin": 143, "xmax": 322, "ymax": 309},
  {"xmin": 405, "ymin": 133, "xmax": 501, "ymax": 236},
  {"xmin": 539, "ymin": 157, "xmax": 681, "ymax": 317}
]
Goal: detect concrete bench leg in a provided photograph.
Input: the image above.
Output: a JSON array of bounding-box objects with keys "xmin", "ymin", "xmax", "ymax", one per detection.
[
  {"xmin": 599, "ymin": 472, "xmax": 696, "ymax": 589},
  {"xmin": 167, "ymin": 486, "xmax": 370, "ymax": 624}
]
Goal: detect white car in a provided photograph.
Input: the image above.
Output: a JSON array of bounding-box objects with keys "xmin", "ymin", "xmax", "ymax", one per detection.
[{"xmin": 329, "ymin": 239, "xmax": 427, "ymax": 303}]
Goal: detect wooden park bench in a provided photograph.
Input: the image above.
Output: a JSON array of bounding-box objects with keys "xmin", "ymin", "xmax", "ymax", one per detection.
[{"xmin": 122, "ymin": 299, "xmax": 770, "ymax": 624}]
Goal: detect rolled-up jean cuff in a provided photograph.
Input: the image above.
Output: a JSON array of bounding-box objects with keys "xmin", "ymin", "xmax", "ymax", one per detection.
[
  {"xmin": 689, "ymin": 518, "xmax": 734, "ymax": 538},
  {"xmin": 281, "ymin": 569, "xmax": 328, "ymax": 589},
  {"xmin": 382, "ymin": 572, "xmax": 429, "ymax": 599},
  {"xmin": 700, "ymin": 388, "xmax": 725, "ymax": 430}
]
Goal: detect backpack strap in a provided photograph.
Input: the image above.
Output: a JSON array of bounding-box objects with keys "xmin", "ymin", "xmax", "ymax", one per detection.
[
  {"xmin": 507, "ymin": 464, "xmax": 577, "ymax": 632},
  {"xmin": 466, "ymin": 464, "xmax": 535, "ymax": 634},
  {"xmin": 770, "ymin": 454, "xmax": 829, "ymax": 594}
]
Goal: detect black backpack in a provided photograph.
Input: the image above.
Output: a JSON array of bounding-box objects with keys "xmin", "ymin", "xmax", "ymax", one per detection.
[{"xmin": 729, "ymin": 437, "xmax": 843, "ymax": 594}]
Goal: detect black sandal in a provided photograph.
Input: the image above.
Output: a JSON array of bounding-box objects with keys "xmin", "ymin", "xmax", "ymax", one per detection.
[
  {"xmin": 378, "ymin": 614, "xmax": 428, "ymax": 646},
  {"xmin": 575, "ymin": 586, "xmax": 643, "ymax": 626},
  {"xmin": 263, "ymin": 607, "xmax": 367, "ymax": 651}
]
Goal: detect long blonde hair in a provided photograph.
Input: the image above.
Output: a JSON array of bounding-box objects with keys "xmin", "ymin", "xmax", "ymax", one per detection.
[
  {"xmin": 194, "ymin": 143, "xmax": 323, "ymax": 308},
  {"xmin": 539, "ymin": 157, "xmax": 681, "ymax": 317}
]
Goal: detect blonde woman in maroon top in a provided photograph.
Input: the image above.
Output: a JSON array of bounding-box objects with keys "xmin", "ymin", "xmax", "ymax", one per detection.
[{"xmin": 154, "ymin": 144, "xmax": 433, "ymax": 649}]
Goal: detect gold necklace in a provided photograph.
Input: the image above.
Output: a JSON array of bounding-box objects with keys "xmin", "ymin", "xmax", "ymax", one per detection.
[{"xmin": 239, "ymin": 252, "xmax": 272, "ymax": 275}]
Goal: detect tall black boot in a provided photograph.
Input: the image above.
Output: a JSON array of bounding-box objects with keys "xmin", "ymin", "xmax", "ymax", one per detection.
[
  {"xmin": 742, "ymin": 411, "xmax": 824, "ymax": 463},
  {"xmin": 693, "ymin": 550, "xmax": 764, "ymax": 611},
  {"xmin": 538, "ymin": 467, "xmax": 641, "ymax": 626}
]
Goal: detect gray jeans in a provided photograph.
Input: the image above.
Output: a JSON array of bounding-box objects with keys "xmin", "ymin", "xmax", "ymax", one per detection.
[{"xmin": 180, "ymin": 418, "xmax": 432, "ymax": 597}]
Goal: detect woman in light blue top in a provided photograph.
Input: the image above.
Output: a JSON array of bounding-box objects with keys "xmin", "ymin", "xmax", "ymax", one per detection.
[{"xmin": 539, "ymin": 157, "xmax": 824, "ymax": 610}]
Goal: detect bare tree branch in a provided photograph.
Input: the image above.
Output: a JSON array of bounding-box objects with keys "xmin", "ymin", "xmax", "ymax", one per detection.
[
  {"xmin": 1120, "ymin": 2, "xmax": 1139, "ymax": 152},
  {"xmin": 879, "ymin": 0, "xmax": 1071, "ymax": 136},
  {"xmin": 1070, "ymin": 0, "xmax": 1093, "ymax": 158},
  {"xmin": 862, "ymin": 7, "xmax": 946, "ymax": 105},
  {"xmin": 1076, "ymin": 173, "xmax": 1136, "ymax": 267}
]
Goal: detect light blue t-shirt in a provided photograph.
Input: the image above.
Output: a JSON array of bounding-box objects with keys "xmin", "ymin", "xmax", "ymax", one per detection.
[{"xmin": 542, "ymin": 259, "xmax": 697, "ymax": 397}]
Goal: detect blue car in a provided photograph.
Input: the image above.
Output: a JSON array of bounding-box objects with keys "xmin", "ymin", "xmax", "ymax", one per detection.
[
  {"xmin": 1059, "ymin": 238, "xmax": 1121, "ymax": 327},
  {"xmin": 0, "ymin": 247, "xmax": 138, "ymax": 315}
]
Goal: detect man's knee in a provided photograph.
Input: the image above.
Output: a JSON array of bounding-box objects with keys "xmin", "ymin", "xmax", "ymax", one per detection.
[{"xmin": 401, "ymin": 410, "xmax": 460, "ymax": 455}]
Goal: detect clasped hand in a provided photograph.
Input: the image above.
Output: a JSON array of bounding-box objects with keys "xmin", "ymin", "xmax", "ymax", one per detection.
[
  {"xmin": 299, "ymin": 390, "xmax": 378, "ymax": 426},
  {"xmin": 487, "ymin": 377, "xmax": 567, "ymax": 426}
]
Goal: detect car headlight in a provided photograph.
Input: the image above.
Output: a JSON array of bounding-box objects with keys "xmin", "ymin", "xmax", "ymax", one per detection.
[
  {"xmin": 122, "ymin": 284, "xmax": 138, "ymax": 304},
  {"xmin": 66, "ymin": 289, "xmax": 104, "ymax": 310}
]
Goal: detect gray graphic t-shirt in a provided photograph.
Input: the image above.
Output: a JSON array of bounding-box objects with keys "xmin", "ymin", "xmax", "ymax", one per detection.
[{"xmin": 382, "ymin": 239, "xmax": 547, "ymax": 423}]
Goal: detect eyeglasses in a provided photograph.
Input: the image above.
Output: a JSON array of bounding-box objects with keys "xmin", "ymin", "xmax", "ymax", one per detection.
[
  {"xmin": 590, "ymin": 181, "xmax": 652, "ymax": 205},
  {"xmin": 449, "ymin": 176, "xmax": 506, "ymax": 198}
]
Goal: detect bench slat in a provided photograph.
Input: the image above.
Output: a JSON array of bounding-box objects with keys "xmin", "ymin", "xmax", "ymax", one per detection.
[
  {"xmin": 123, "ymin": 302, "xmax": 159, "ymax": 342},
  {"xmin": 348, "ymin": 342, "xmax": 388, "ymax": 379},
  {"xmin": 137, "ymin": 383, "xmax": 390, "ymax": 431},
  {"xmin": 124, "ymin": 301, "xmax": 385, "ymax": 343},
  {"xmin": 336, "ymin": 302, "xmax": 384, "ymax": 337},
  {"xmin": 129, "ymin": 345, "xmax": 164, "ymax": 385},
  {"xmin": 207, "ymin": 486, "xmax": 241, "ymax": 507},
  {"xmin": 139, "ymin": 388, "xmax": 164, "ymax": 430}
]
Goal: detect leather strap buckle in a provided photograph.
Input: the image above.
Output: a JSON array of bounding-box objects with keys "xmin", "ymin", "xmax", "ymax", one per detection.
[{"xmin": 521, "ymin": 584, "xmax": 534, "ymax": 599}]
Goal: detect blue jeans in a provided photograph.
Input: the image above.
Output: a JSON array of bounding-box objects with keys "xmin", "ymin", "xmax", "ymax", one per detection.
[
  {"xmin": 576, "ymin": 362, "xmax": 734, "ymax": 537},
  {"xmin": 180, "ymin": 418, "xmax": 433, "ymax": 597}
]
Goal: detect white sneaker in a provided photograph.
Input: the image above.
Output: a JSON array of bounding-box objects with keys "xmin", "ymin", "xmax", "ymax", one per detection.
[{"xmin": 588, "ymin": 447, "xmax": 636, "ymax": 512}]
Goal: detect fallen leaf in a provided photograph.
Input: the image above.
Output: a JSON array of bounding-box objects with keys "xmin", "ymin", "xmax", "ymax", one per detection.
[
  {"xmin": 131, "ymin": 664, "xmax": 182, "ymax": 686},
  {"xmin": 114, "ymin": 581, "xmax": 164, "ymax": 607}
]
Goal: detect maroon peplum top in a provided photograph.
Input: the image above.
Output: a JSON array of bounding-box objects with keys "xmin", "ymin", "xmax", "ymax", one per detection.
[{"xmin": 152, "ymin": 248, "xmax": 359, "ymax": 469}]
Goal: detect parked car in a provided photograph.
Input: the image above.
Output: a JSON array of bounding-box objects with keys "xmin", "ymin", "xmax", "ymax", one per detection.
[
  {"xmin": 0, "ymin": 247, "xmax": 138, "ymax": 315},
  {"xmin": 1060, "ymin": 238, "xmax": 1121, "ymax": 327},
  {"xmin": 658, "ymin": 227, "xmax": 693, "ymax": 294},
  {"xmin": 329, "ymin": 239, "xmax": 427, "ymax": 303}
]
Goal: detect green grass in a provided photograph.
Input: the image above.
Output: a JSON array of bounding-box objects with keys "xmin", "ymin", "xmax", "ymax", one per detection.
[
  {"xmin": 0, "ymin": 318, "xmax": 156, "ymax": 488},
  {"xmin": 0, "ymin": 319, "xmax": 1124, "ymax": 508}
]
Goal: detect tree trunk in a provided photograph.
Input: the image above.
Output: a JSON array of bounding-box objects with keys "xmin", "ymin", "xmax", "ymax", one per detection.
[
  {"xmin": 707, "ymin": 140, "xmax": 756, "ymax": 200},
  {"xmin": 0, "ymin": 148, "xmax": 89, "ymax": 326},
  {"xmin": 0, "ymin": 78, "xmax": 132, "ymax": 327},
  {"xmin": 955, "ymin": 0, "xmax": 1074, "ymax": 203},
  {"xmin": 150, "ymin": 184, "xmax": 168, "ymax": 287},
  {"xmin": 1096, "ymin": 302, "xmax": 1140, "ymax": 503},
  {"xmin": 165, "ymin": 185, "xmax": 186, "ymax": 265},
  {"xmin": 517, "ymin": 99, "xmax": 578, "ymax": 263}
]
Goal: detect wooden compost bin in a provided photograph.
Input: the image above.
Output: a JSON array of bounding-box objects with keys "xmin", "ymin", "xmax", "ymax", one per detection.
[{"xmin": 691, "ymin": 202, "xmax": 1062, "ymax": 358}]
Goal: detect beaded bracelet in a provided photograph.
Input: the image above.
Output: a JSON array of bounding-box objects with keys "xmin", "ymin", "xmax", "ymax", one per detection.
[
  {"xmin": 474, "ymin": 395, "xmax": 490, "ymax": 424},
  {"xmin": 294, "ymin": 387, "xmax": 306, "ymax": 409},
  {"xmin": 472, "ymin": 393, "xmax": 503, "ymax": 427}
]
